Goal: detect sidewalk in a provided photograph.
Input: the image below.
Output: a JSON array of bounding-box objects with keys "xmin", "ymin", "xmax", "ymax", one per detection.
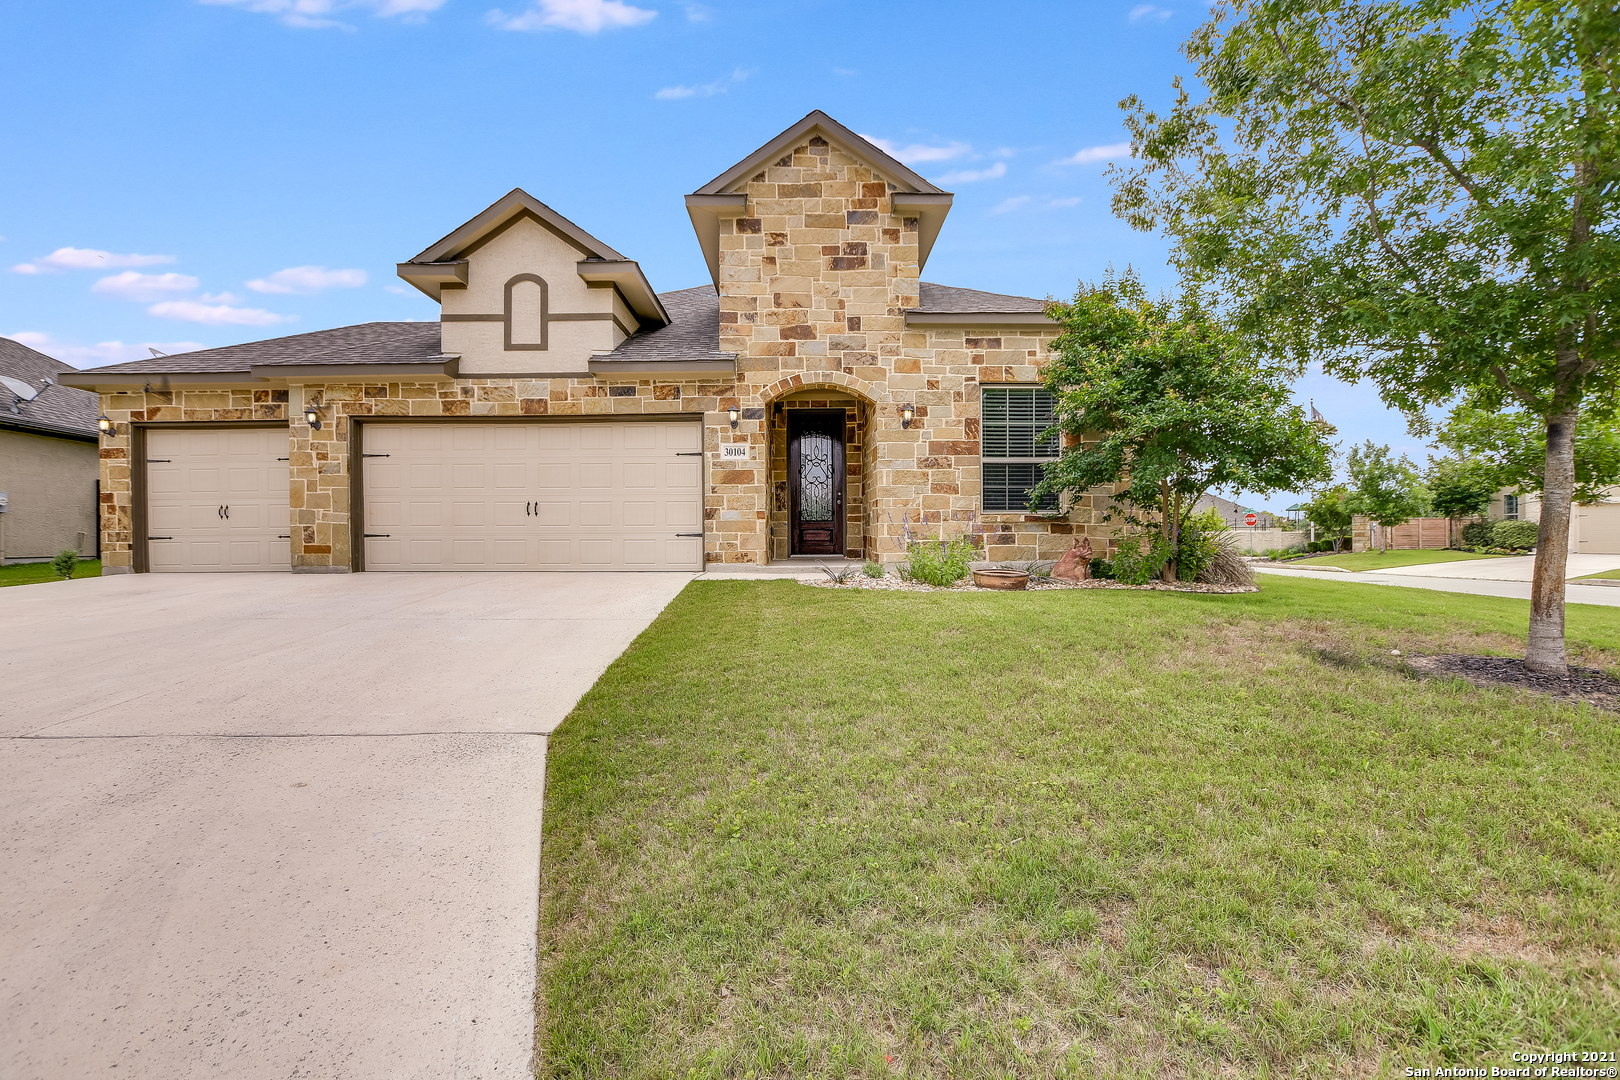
[{"xmin": 1256, "ymin": 565, "xmax": 1620, "ymax": 607}]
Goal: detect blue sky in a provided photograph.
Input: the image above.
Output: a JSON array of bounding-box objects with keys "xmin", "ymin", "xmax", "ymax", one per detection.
[{"xmin": 0, "ymin": 0, "xmax": 1425, "ymax": 511}]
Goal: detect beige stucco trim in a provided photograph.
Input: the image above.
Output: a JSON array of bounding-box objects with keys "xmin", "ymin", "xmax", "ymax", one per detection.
[
  {"xmin": 891, "ymin": 194, "xmax": 955, "ymax": 270},
  {"xmin": 574, "ymin": 260, "xmax": 669, "ymax": 325},
  {"xmin": 394, "ymin": 260, "xmax": 468, "ymax": 301},
  {"xmin": 684, "ymin": 194, "xmax": 747, "ymax": 290}
]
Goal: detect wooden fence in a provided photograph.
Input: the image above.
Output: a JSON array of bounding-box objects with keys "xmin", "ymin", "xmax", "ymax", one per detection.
[{"xmin": 1351, "ymin": 515, "xmax": 1456, "ymax": 552}]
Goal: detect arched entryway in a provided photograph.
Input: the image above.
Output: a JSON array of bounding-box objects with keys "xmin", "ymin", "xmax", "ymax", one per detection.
[{"xmin": 760, "ymin": 378, "xmax": 882, "ymax": 564}]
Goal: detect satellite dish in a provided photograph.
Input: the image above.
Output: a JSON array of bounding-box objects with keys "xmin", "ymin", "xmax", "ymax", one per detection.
[
  {"xmin": 0, "ymin": 375, "xmax": 38, "ymax": 401},
  {"xmin": 148, "ymin": 347, "xmax": 169, "ymax": 357}
]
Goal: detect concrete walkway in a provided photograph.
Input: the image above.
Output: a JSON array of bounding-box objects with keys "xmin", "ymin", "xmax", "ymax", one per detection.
[
  {"xmin": 1, "ymin": 571, "xmax": 690, "ymax": 1080},
  {"xmin": 1257, "ymin": 564, "xmax": 1620, "ymax": 606},
  {"xmin": 1334, "ymin": 553, "xmax": 1620, "ymax": 582}
]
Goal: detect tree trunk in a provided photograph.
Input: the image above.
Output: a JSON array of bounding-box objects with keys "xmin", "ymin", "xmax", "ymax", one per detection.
[
  {"xmin": 1160, "ymin": 479, "xmax": 1177, "ymax": 583},
  {"xmin": 1527, "ymin": 405, "xmax": 1578, "ymax": 674}
]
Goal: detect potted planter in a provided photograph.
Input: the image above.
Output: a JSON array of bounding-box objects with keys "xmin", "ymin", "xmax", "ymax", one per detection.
[{"xmin": 972, "ymin": 567, "xmax": 1029, "ymax": 590}]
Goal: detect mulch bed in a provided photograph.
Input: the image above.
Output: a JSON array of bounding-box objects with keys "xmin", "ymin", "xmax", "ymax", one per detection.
[
  {"xmin": 806, "ymin": 576, "xmax": 1257, "ymax": 595},
  {"xmin": 1409, "ymin": 653, "xmax": 1620, "ymax": 711}
]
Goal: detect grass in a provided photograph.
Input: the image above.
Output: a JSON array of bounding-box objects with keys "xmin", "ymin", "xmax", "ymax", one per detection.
[
  {"xmin": 1289, "ymin": 549, "xmax": 1508, "ymax": 572},
  {"xmin": 1578, "ymin": 569, "xmax": 1620, "ymax": 581},
  {"xmin": 0, "ymin": 558, "xmax": 101, "ymax": 587},
  {"xmin": 536, "ymin": 576, "xmax": 1620, "ymax": 1079}
]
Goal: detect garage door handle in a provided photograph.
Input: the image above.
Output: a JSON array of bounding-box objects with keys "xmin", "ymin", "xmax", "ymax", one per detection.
[
  {"xmin": 278, "ymin": 534, "xmax": 290, "ymax": 539},
  {"xmin": 364, "ymin": 533, "xmax": 390, "ymax": 538},
  {"xmin": 148, "ymin": 535, "xmax": 174, "ymax": 540},
  {"xmin": 147, "ymin": 458, "xmax": 171, "ymax": 463},
  {"xmin": 526, "ymin": 501, "xmax": 532, "ymax": 516},
  {"xmin": 277, "ymin": 457, "xmax": 290, "ymax": 461},
  {"xmin": 676, "ymin": 533, "xmax": 703, "ymax": 537},
  {"xmin": 362, "ymin": 453, "xmax": 390, "ymax": 458},
  {"xmin": 676, "ymin": 452, "xmax": 703, "ymax": 456}
]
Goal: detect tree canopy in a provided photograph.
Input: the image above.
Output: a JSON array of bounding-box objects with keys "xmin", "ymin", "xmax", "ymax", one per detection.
[
  {"xmin": 1434, "ymin": 400, "xmax": 1620, "ymax": 504},
  {"xmin": 1112, "ymin": 0, "xmax": 1620, "ymax": 671},
  {"xmin": 1036, "ymin": 271, "xmax": 1333, "ymax": 579},
  {"xmin": 1344, "ymin": 441, "xmax": 1429, "ymax": 549}
]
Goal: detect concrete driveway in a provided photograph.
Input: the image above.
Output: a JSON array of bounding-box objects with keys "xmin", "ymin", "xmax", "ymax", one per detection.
[
  {"xmin": 1373, "ymin": 553, "xmax": 1620, "ymax": 581},
  {"xmin": 1, "ymin": 571, "xmax": 690, "ymax": 1079}
]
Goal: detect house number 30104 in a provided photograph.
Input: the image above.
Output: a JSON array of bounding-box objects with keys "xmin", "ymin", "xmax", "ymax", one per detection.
[{"xmin": 721, "ymin": 445, "xmax": 750, "ymax": 460}]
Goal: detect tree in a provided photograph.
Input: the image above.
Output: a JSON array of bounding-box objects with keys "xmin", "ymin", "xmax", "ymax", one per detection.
[
  {"xmin": 1427, "ymin": 456, "xmax": 1497, "ymax": 547},
  {"xmin": 1345, "ymin": 441, "xmax": 1428, "ymax": 551},
  {"xmin": 1303, "ymin": 484, "xmax": 1352, "ymax": 550},
  {"xmin": 1113, "ymin": 0, "xmax": 1620, "ymax": 671},
  {"xmin": 1433, "ymin": 398, "xmax": 1620, "ymax": 505},
  {"xmin": 1035, "ymin": 270, "xmax": 1334, "ymax": 581}
]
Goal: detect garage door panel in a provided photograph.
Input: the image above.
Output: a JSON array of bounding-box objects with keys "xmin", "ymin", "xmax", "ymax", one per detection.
[
  {"xmin": 145, "ymin": 427, "xmax": 291, "ymax": 573},
  {"xmin": 362, "ymin": 421, "xmax": 702, "ymax": 571}
]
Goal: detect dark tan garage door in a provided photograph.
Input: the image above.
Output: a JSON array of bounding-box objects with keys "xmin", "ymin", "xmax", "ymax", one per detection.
[{"xmin": 360, "ymin": 421, "xmax": 703, "ymax": 571}]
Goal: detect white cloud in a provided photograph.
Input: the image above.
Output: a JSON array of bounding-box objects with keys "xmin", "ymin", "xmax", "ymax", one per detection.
[
  {"xmin": 1046, "ymin": 196, "xmax": 1082, "ymax": 208},
  {"xmin": 246, "ymin": 265, "xmax": 368, "ymax": 295},
  {"xmin": 13, "ymin": 247, "xmax": 176, "ymax": 275},
  {"xmin": 1059, "ymin": 142, "xmax": 1133, "ymax": 166},
  {"xmin": 486, "ymin": 0, "xmax": 656, "ymax": 33},
  {"xmin": 655, "ymin": 67, "xmax": 750, "ymax": 101},
  {"xmin": 991, "ymin": 196, "xmax": 1030, "ymax": 215},
  {"xmin": 148, "ymin": 300, "xmax": 293, "ymax": 327},
  {"xmin": 7, "ymin": 332, "xmax": 208, "ymax": 369},
  {"xmin": 939, "ymin": 162, "xmax": 1006, "ymax": 184},
  {"xmin": 198, "ymin": 0, "xmax": 446, "ymax": 29},
  {"xmin": 862, "ymin": 136, "xmax": 971, "ymax": 165},
  {"xmin": 90, "ymin": 271, "xmax": 200, "ymax": 302},
  {"xmin": 1129, "ymin": 3, "xmax": 1172, "ymax": 20},
  {"xmin": 683, "ymin": 2, "xmax": 712, "ymax": 19},
  {"xmin": 200, "ymin": 291, "xmax": 244, "ymax": 303}
]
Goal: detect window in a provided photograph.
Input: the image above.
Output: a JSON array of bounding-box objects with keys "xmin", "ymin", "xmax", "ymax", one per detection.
[
  {"xmin": 1503, "ymin": 494, "xmax": 1519, "ymax": 520},
  {"xmin": 981, "ymin": 386, "xmax": 1059, "ymax": 512}
]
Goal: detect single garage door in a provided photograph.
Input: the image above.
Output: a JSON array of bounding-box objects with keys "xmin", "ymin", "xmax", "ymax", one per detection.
[
  {"xmin": 1577, "ymin": 503, "xmax": 1620, "ymax": 554},
  {"xmin": 145, "ymin": 427, "xmax": 291, "ymax": 572},
  {"xmin": 361, "ymin": 421, "xmax": 703, "ymax": 571}
]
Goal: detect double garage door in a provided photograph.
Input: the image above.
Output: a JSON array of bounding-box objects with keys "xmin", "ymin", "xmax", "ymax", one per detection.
[
  {"xmin": 360, "ymin": 421, "xmax": 704, "ymax": 571},
  {"xmin": 141, "ymin": 420, "xmax": 703, "ymax": 572}
]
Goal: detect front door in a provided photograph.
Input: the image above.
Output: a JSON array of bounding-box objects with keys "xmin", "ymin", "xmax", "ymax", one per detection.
[{"xmin": 788, "ymin": 410, "xmax": 846, "ymax": 556}]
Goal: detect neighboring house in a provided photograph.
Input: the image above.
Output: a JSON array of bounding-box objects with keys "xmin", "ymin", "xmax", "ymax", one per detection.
[
  {"xmin": 1192, "ymin": 493, "xmax": 1269, "ymax": 529},
  {"xmin": 64, "ymin": 111, "xmax": 1110, "ymax": 575},
  {"xmin": 1487, "ymin": 488, "xmax": 1620, "ymax": 554},
  {"xmin": 0, "ymin": 337, "xmax": 100, "ymax": 563}
]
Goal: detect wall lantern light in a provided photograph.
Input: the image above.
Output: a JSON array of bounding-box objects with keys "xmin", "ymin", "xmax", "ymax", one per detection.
[
  {"xmin": 900, "ymin": 404, "xmax": 916, "ymax": 429},
  {"xmin": 97, "ymin": 414, "xmax": 115, "ymax": 436},
  {"xmin": 305, "ymin": 404, "xmax": 323, "ymax": 431},
  {"xmin": 728, "ymin": 406, "xmax": 740, "ymax": 430}
]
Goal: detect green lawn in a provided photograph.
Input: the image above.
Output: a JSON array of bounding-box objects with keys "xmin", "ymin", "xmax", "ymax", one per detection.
[
  {"xmin": 0, "ymin": 558, "xmax": 101, "ymax": 587},
  {"xmin": 1578, "ymin": 568, "xmax": 1620, "ymax": 581},
  {"xmin": 1289, "ymin": 549, "xmax": 1508, "ymax": 572},
  {"xmin": 537, "ymin": 576, "xmax": 1619, "ymax": 1078}
]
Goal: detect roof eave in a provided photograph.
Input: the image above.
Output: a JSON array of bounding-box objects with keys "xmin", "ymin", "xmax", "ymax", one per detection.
[
  {"xmin": 408, "ymin": 188, "xmax": 627, "ymax": 264},
  {"xmin": 683, "ymin": 194, "xmax": 748, "ymax": 290},
  {"xmin": 891, "ymin": 194, "xmax": 954, "ymax": 272},
  {"xmin": 58, "ymin": 369, "xmax": 267, "ymax": 391},
  {"xmin": 395, "ymin": 260, "xmax": 469, "ymax": 301},
  {"xmin": 575, "ymin": 260, "xmax": 671, "ymax": 327},
  {"xmin": 0, "ymin": 416, "xmax": 98, "ymax": 442},
  {"xmin": 249, "ymin": 357, "xmax": 460, "ymax": 381},
  {"xmin": 693, "ymin": 110, "xmax": 945, "ymax": 196}
]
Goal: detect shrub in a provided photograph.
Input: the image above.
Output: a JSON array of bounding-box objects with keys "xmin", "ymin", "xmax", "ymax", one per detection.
[
  {"xmin": 1112, "ymin": 534, "xmax": 1171, "ymax": 585},
  {"xmin": 51, "ymin": 549, "xmax": 78, "ymax": 580},
  {"xmin": 1089, "ymin": 557, "xmax": 1115, "ymax": 580},
  {"xmin": 1199, "ymin": 539, "xmax": 1255, "ymax": 587},
  {"xmin": 1172, "ymin": 508, "xmax": 1226, "ymax": 581},
  {"xmin": 861, "ymin": 560, "xmax": 884, "ymax": 579},
  {"xmin": 1494, "ymin": 519, "xmax": 1539, "ymax": 550},
  {"xmin": 1460, "ymin": 520, "xmax": 1496, "ymax": 547},
  {"xmin": 900, "ymin": 533, "xmax": 977, "ymax": 587}
]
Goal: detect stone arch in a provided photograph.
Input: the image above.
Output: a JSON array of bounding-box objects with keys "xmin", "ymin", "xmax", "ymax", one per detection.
[{"xmin": 757, "ymin": 371, "xmax": 886, "ymax": 407}]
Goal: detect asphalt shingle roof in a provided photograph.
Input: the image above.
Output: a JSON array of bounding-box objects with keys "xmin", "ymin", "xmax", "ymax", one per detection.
[
  {"xmin": 916, "ymin": 282, "xmax": 1049, "ymax": 314},
  {"xmin": 0, "ymin": 337, "xmax": 99, "ymax": 439},
  {"xmin": 75, "ymin": 322, "xmax": 446, "ymax": 376},
  {"xmin": 594, "ymin": 286, "xmax": 732, "ymax": 362}
]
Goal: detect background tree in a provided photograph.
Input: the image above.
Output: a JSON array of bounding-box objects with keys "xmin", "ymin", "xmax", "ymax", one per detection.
[
  {"xmin": 1345, "ymin": 442, "xmax": 1428, "ymax": 552},
  {"xmin": 1432, "ymin": 398, "xmax": 1620, "ymax": 505},
  {"xmin": 1114, "ymin": 0, "xmax": 1620, "ymax": 671},
  {"xmin": 1303, "ymin": 484, "xmax": 1352, "ymax": 551},
  {"xmin": 1035, "ymin": 271, "xmax": 1334, "ymax": 581},
  {"xmin": 1427, "ymin": 456, "xmax": 1498, "ymax": 547}
]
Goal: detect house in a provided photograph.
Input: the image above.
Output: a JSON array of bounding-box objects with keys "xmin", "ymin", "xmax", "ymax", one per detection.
[
  {"xmin": 1486, "ymin": 488, "xmax": 1620, "ymax": 554},
  {"xmin": 0, "ymin": 337, "xmax": 100, "ymax": 563},
  {"xmin": 63, "ymin": 111, "xmax": 1112, "ymax": 574}
]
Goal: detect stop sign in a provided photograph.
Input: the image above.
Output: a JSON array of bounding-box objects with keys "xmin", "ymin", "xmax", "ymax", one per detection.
[{"xmin": 1244, "ymin": 513, "xmax": 1258, "ymax": 526}]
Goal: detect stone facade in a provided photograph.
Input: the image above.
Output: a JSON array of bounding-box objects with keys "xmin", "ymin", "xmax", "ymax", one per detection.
[{"xmin": 85, "ymin": 114, "xmax": 1128, "ymax": 574}]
